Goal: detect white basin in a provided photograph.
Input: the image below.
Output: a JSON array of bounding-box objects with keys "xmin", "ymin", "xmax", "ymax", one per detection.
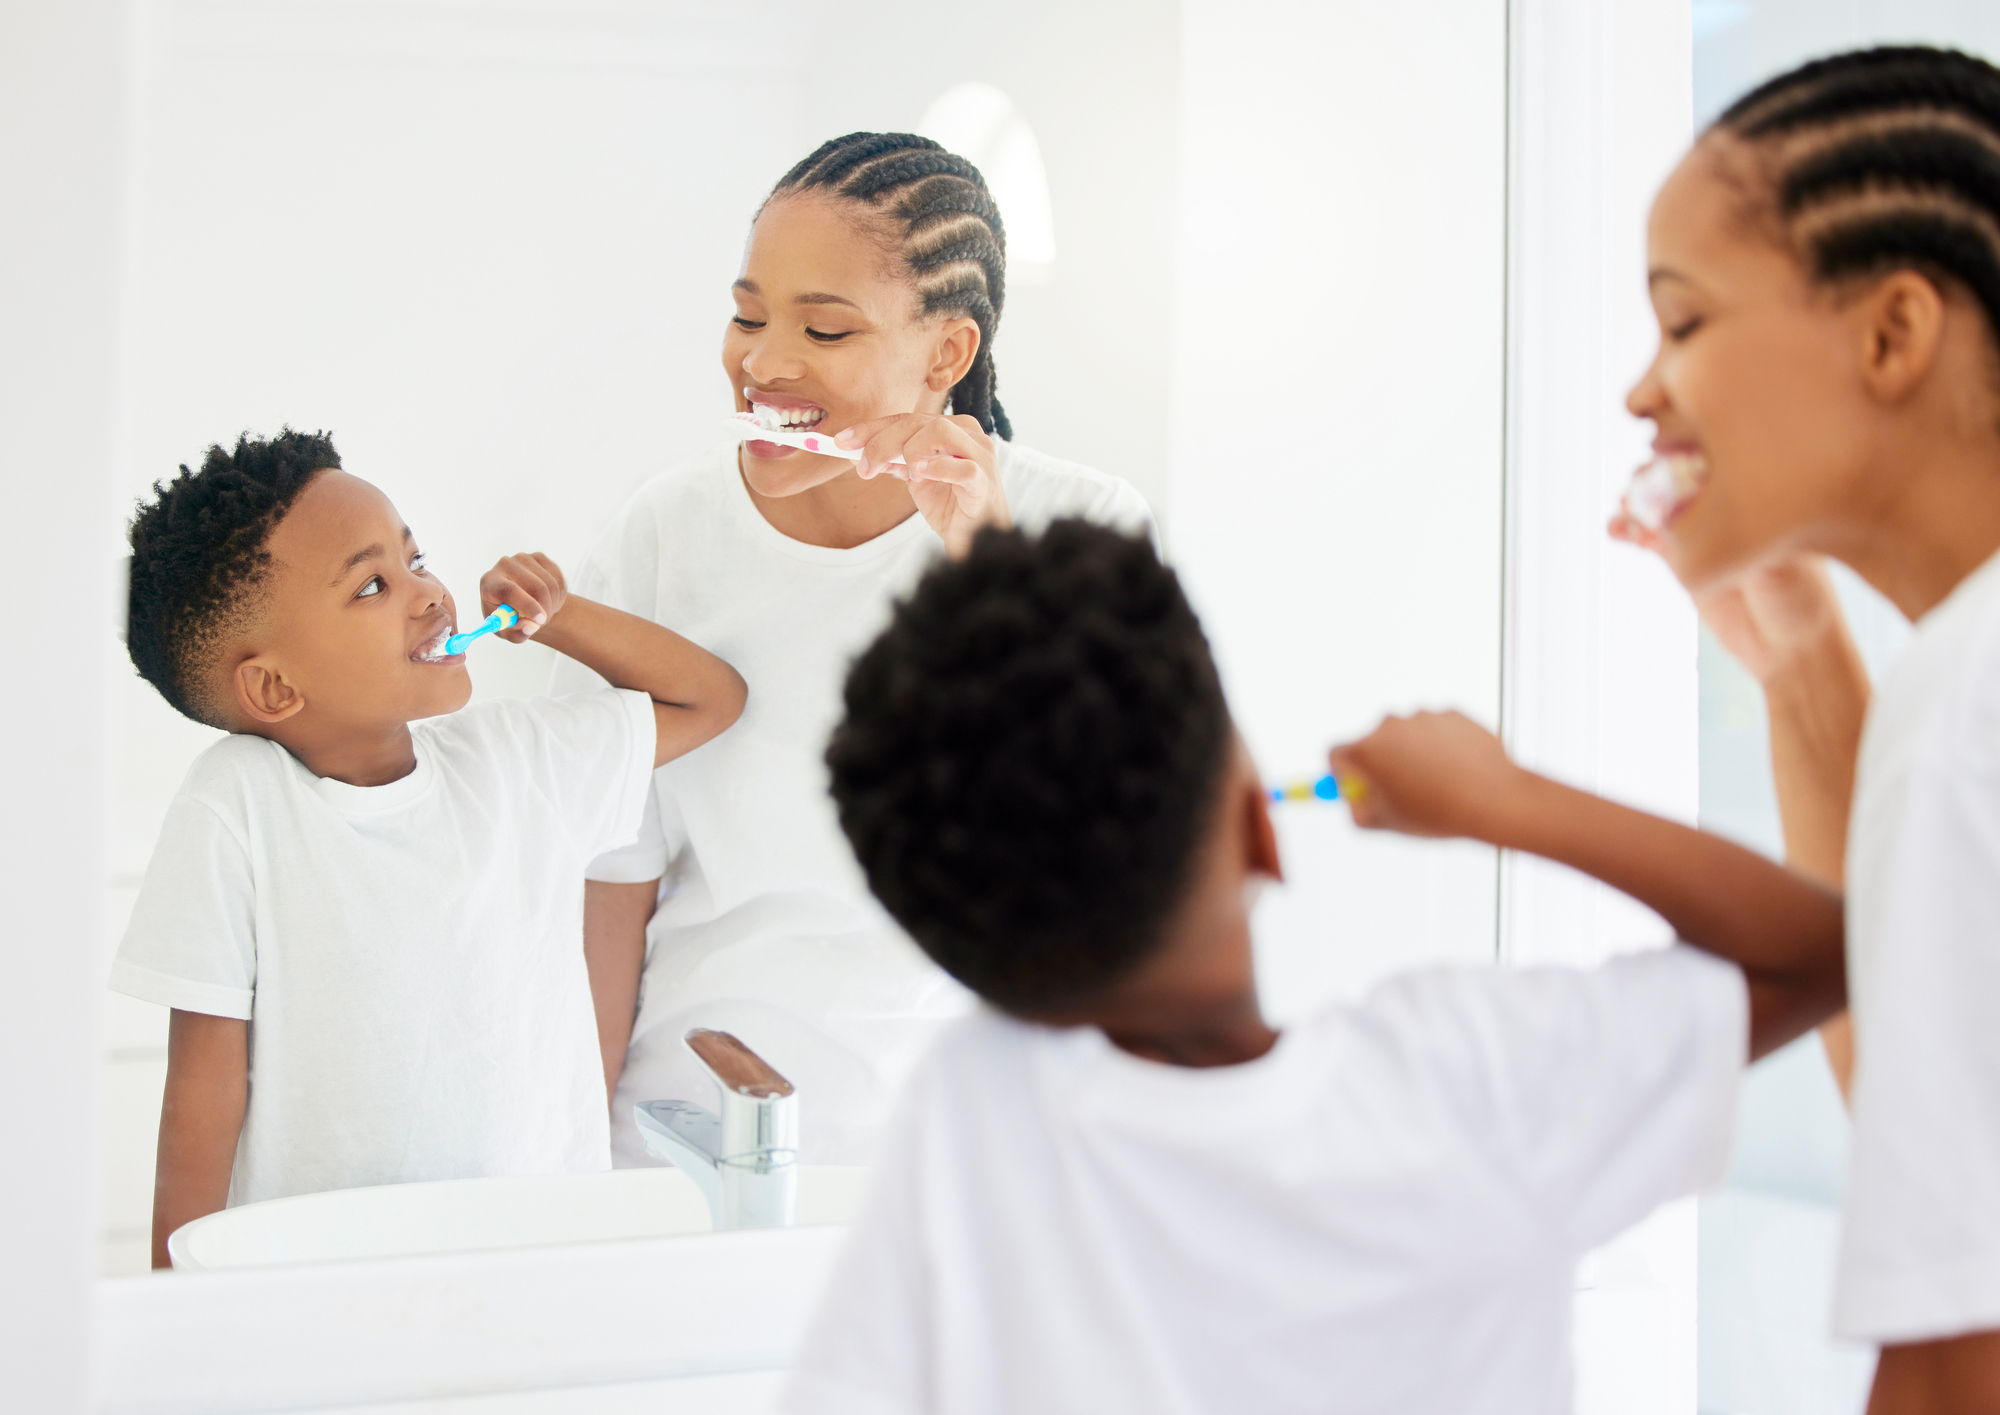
[{"xmin": 168, "ymin": 1164, "xmax": 870, "ymax": 1270}]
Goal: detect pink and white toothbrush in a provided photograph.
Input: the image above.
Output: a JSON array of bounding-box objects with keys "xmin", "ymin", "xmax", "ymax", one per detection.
[{"xmin": 722, "ymin": 407, "xmax": 908, "ymax": 473}]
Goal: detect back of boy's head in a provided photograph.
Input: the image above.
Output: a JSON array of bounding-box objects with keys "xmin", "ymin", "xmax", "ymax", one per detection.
[
  {"xmin": 127, "ymin": 429, "xmax": 340, "ymax": 728},
  {"xmin": 826, "ymin": 520, "xmax": 1231, "ymax": 1016}
]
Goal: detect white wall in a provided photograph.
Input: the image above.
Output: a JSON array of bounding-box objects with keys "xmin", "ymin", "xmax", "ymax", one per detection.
[
  {"xmin": 0, "ymin": 0, "xmax": 127, "ymax": 1405},
  {"xmin": 1169, "ymin": 0, "xmax": 1509, "ymax": 1017}
]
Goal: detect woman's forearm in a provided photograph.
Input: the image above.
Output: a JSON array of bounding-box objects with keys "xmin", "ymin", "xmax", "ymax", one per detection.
[{"xmin": 1763, "ymin": 633, "xmax": 1870, "ymax": 888}]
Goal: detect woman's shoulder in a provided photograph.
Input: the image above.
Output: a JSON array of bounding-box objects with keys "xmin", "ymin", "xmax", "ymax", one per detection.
[
  {"xmin": 996, "ymin": 441, "xmax": 1156, "ymax": 540},
  {"xmin": 615, "ymin": 444, "xmax": 741, "ymax": 526}
]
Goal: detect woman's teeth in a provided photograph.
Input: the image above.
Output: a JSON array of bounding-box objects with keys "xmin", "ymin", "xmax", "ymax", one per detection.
[
  {"xmin": 1622, "ymin": 451, "xmax": 1710, "ymax": 533},
  {"xmin": 750, "ymin": 402, "xmax": 826, "ymax": 432}
]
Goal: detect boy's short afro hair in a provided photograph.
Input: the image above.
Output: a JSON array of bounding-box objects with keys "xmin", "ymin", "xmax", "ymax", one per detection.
[
  {"xmin": 126, "ymin": 428, "xmax": 340, "ymax": 726},
  {"xmin": 825, "ymin": 519, "xmax": 1231, "ymax": 1014}
]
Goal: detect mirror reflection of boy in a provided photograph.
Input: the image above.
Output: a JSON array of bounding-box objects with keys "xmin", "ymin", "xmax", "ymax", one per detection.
[
  {"xmin": 113, "ymin": 430, "xmax": 746, "ymax": 1268},
  {"xmin": 790, "ymin": 520, "xmax": 1843, "ymax": 1414}
]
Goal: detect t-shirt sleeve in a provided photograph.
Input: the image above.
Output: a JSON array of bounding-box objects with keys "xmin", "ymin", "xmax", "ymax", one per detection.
[
  {"xmin": 1838, "ymin": 745, "xmax": 2000, "ymax": 1343},
  {"xmin": 584, "ymin": 785, "xmax": 670, "ymax": 884},
  {"xmin": 503, "ymin": 689, "xmax": 659, "ymax": 864},
  {"xmin": 1373, "ymin": 946, "xmax": 1746, "ymax": 1254},
  {"xmin": 109, "ymin": 795, "xmax": 257, "ymax": 1019},
  {"xmin": 781, "ymin": 1073, "xmax": 935, "ymax": 1415}
]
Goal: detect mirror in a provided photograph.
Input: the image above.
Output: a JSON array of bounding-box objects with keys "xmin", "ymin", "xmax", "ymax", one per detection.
[{"xmin": 98, "ymin": 0, "xmax": 1506, "ymax": 1281}]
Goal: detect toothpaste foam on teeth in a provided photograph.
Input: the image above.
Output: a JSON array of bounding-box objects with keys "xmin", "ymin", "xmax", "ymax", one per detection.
[{"xmin": 1621, "ymin": 453, "xmax": 1708, "ymax": 533}]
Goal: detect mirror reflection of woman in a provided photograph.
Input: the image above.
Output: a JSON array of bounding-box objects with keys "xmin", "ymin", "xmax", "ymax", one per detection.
[{"xmin": 554, "ymin": 133, "xmax": 1155, "ymax": 1165}]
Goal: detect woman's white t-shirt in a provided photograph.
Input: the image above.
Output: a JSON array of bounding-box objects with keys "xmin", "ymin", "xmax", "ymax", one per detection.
[
  {"xmin": 784, "ymin": 948, "xmax": 1747, "ymax": 1415},
  {"xmin": 556, "ymin": 441, "xmax": 1154, "ymax": 1164},
  {"xmin": 110, "ymin": 690, "xmax": 658, "ymax": 1205},
  {"xmin": 1839, "ymin": 546, "xmax": 2000, "ymax": 1342}
]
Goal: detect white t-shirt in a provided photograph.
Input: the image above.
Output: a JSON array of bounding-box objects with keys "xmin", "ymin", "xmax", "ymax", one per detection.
[
  {"xmin": 784, "ymin": 947, "xmax": 1746, "ymax": 1415},
  {"xmin": 1838, "ymin": 546, "xmax": 2000, "ymax": 1342},
  {"xmin": 110, "ymin": 689, "xmax": 657, "ymax": 1207},
  {"xmin": 555, "ymin": 441, "xmax": 1154, "ymax": 1165}
]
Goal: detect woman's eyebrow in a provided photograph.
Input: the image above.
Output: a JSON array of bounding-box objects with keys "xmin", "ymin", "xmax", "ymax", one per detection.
[
  {"xmin": 1648, "ymin": 266, "xmax": 1692, "ymax": 288},
  {"xmin": 793, "ymin": 291, "xmax": 860, "ymax": 309}
]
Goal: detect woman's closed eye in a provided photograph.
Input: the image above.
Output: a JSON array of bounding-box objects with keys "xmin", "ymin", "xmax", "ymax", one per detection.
[
  {"xmin": 806, "ymin": 327, "xmax": 855, "ymax": 343},
  {"xmin": 1666, "ymin": 315, "xmax": 1704, "ymax": 342},
  {"xmin": 732, "ymin": 316, "xmax": 767, "ymax": 332}
]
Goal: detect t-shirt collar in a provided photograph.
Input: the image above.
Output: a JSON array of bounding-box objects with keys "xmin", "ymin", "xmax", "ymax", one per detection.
[{"xmin": 300, "ymin": 736, "xmax": 438, "ymax": 815}]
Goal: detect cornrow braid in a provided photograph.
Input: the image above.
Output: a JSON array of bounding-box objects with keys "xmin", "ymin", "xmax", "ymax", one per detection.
[
  {"xmin": 1715, "ymin": 46, "xmax": 2000, "ymax": 365},
  {"xmin": 770, "ymin": 132, "xmax": 1013, "ymax": 440}
]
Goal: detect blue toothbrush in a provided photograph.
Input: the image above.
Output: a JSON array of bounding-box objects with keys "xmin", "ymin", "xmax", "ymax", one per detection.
[{"xmin": 444, "ymin": 604, "xmax": 520, "ymax": 655}]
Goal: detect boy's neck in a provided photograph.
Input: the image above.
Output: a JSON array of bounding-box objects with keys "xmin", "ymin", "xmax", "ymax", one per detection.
[
  {"xmin": 264, "ymin": 719, "xmax": 420, "ymax": 788},
  {"xmin": 1100, "ymin": 997, "xmax": 1279, "ymax": 1069}
]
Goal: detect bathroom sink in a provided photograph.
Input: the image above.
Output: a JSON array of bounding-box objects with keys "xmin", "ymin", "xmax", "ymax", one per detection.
[{"xmin": 168, "ymin": 1164, "xmax": 870, "ymax": 1270}]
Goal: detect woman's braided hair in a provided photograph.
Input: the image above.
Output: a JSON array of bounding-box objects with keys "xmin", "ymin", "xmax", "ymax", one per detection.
[
  {"xmin": 1715, "ymin": 46, "xmax": 2000, "ymax": 366},
  {"xmin": 768, "ymin": 132, "xmax": 1013, "ymax": 440}
]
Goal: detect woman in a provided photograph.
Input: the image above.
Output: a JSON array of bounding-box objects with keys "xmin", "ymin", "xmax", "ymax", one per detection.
[
  {"xmin": 1607, "ymin": 46, "xmax": 2000, "ymax": 1408},
  {"xmin": 555, "ymin": 133, "xmax": 1154, "ymax": 1164}
]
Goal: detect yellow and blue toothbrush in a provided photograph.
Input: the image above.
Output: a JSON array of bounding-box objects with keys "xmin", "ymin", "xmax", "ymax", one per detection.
[{"xmin": 444, "ymin": 604, "xmax": 519, "ymax": 655}]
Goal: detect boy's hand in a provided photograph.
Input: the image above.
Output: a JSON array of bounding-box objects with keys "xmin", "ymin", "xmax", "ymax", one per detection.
[
  {"xmin": 1328, "ymin": 711, "xmax": 1531, "ymax": 841},
  {"xmin": 480, "ymin": 552, "xmax": 567, "ymax": 642}
]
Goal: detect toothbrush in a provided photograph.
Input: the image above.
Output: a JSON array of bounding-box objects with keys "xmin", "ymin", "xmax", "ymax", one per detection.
[
  {"xmin": 1620, "ymin": 452, "xmax": 1708, "ymax": 533},
  {"xmin": 723, "ymin": 411, "xmax": 908, "ymax": 471},
  {"xmin": 1268, "ymin": 774, "xmax": 1344, "ymax": 804},
  {"xmin": 444, "ymin": 604, "xmax": 520, "ymax": 655}
]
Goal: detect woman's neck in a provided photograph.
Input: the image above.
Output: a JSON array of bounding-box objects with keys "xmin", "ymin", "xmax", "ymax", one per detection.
[
  {"xmin": 1832, "ymin": 440, "xmax": 2000, "ymax": 620},
  {"xmin": 740, "ymin": 454, "xmax": 922, "ymax": 550}
]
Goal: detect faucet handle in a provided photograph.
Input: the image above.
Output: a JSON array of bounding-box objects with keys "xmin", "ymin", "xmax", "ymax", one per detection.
[{"xmin": 685, "ymin": 1028, "xmax": 794, "ymax": 1099}]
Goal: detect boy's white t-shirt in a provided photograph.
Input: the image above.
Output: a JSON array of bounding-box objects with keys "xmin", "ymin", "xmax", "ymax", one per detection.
[
  {"xmin": 110, "ymin": 689, "xmax": 657, "ymax": 1207},
  {"xmin": 784, "ymin": 947, "xmax": 1746, "ymax": 1415},
  {"xmin": 1839, "ymin": 546, "xmax": 2000, "ymax": 1342},
  {"xmin": 553, "ymin": 441, "xmax": 1154, "ymax": 1166}
]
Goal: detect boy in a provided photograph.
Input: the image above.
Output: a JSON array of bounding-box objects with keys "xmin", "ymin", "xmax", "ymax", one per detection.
[
  {"xmin": 793, "ymin": 520, "xmax": 1843, "ymax": 1413},
  {"xmin": 114, "ymin": 429, "xmax": 745, "ymax": 1267}
]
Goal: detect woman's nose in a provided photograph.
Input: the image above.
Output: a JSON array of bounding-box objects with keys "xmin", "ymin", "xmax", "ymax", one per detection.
[
  {"xmin": 1626, "ymin": 353, "xmax": 1666, "ymax": 419},
  {"xmin": 740, "ymin": 336, "xmax": 802, "ymax": 385}
]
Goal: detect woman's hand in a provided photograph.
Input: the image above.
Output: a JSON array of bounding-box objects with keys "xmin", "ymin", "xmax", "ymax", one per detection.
[
  {"xmin": 479, "ymin": 551, "xmax": 569, "ymax": 642},
  {"xmin": 1609, "ymin": 511, "xmax": 1848, "ymax": 685},
  {"xmin": 836, "ymin": 412, "xmax": 1011, "ymax": 559}
]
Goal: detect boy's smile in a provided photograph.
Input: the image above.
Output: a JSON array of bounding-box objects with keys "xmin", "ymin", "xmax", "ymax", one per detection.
[{"xmin": 229, "ymin": 469, "xmax": 473, "ymax": 785}]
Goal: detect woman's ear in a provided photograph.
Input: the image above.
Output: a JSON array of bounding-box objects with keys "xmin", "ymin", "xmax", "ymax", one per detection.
[
  {"xmin": 1859, "ymin": 269, "xmax": 1948, "ymax": 403},
  {"xmin": 233, "ymin": 657, "xmax": 306, "ymax": 727},
  {"xmin": 1244, "ymin": 782, "xmax": 1284, "ymax": 885},
  {"xmin": 924, "ymin": 316, "xmax": 981, "ymax": 393}
]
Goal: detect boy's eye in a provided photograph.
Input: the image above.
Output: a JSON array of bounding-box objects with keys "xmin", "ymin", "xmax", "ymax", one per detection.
[
  {"xmin": 732, "ymin": 316, "xmax": 766, "ymax": 331},
  {"xmin": 355, "ymin": 575, "xmax": 385, "ymax": 599},
  {"xmin": 411, "ymin": 551, "xmax": 429, "ymax": 575},
  {"xmin": 806, "ymin": 327, "xmax": 853, "ymax": 344}
]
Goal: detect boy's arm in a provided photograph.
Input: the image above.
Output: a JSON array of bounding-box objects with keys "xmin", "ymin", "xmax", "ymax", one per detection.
[
  {"xmin": 1330, "ymin": 711, "xmax": 1846, "ymax": 1060},
  {"xmin": 152, "ymin": 1009, "xmax": 248, "ymax": 1268},
  {"xmin": 483, "ymin": 552, "xmax": 748, "ymax": 767},
  {"xmin": 583, "ymin": 879, "xmax": 656, "ymax": 1104}
]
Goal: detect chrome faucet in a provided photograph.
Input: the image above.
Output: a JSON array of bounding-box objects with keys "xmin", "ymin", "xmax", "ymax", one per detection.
[{"xmin": 634, "ymin": 1029, "xmax": 798, "ymax": 1230}]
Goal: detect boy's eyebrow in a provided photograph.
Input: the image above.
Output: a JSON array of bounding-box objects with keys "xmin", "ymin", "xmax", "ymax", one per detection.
[
  {"xmin": 329, "ymin": 527, "xmax": 413, "ymax": 585},
  {"xmin": 731, "ymin": 277, "xmax": 860, "ymax": 310}
]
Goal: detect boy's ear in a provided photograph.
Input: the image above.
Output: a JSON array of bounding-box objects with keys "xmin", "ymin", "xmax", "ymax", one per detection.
[
  {"xmin": 1244, "ymin": 782, "xmax": 1284, "ymax": 885},
  {"xmin": 924, "ymin": 317, "xmax": 981, "ymax": 394},
  {"xmin": 1859, "ymin": 269, "xmax": 1947, "ymax": 403},
  {"xmin": 232, "ymin": 657, "xmax": 306, "ymax": 727}
]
